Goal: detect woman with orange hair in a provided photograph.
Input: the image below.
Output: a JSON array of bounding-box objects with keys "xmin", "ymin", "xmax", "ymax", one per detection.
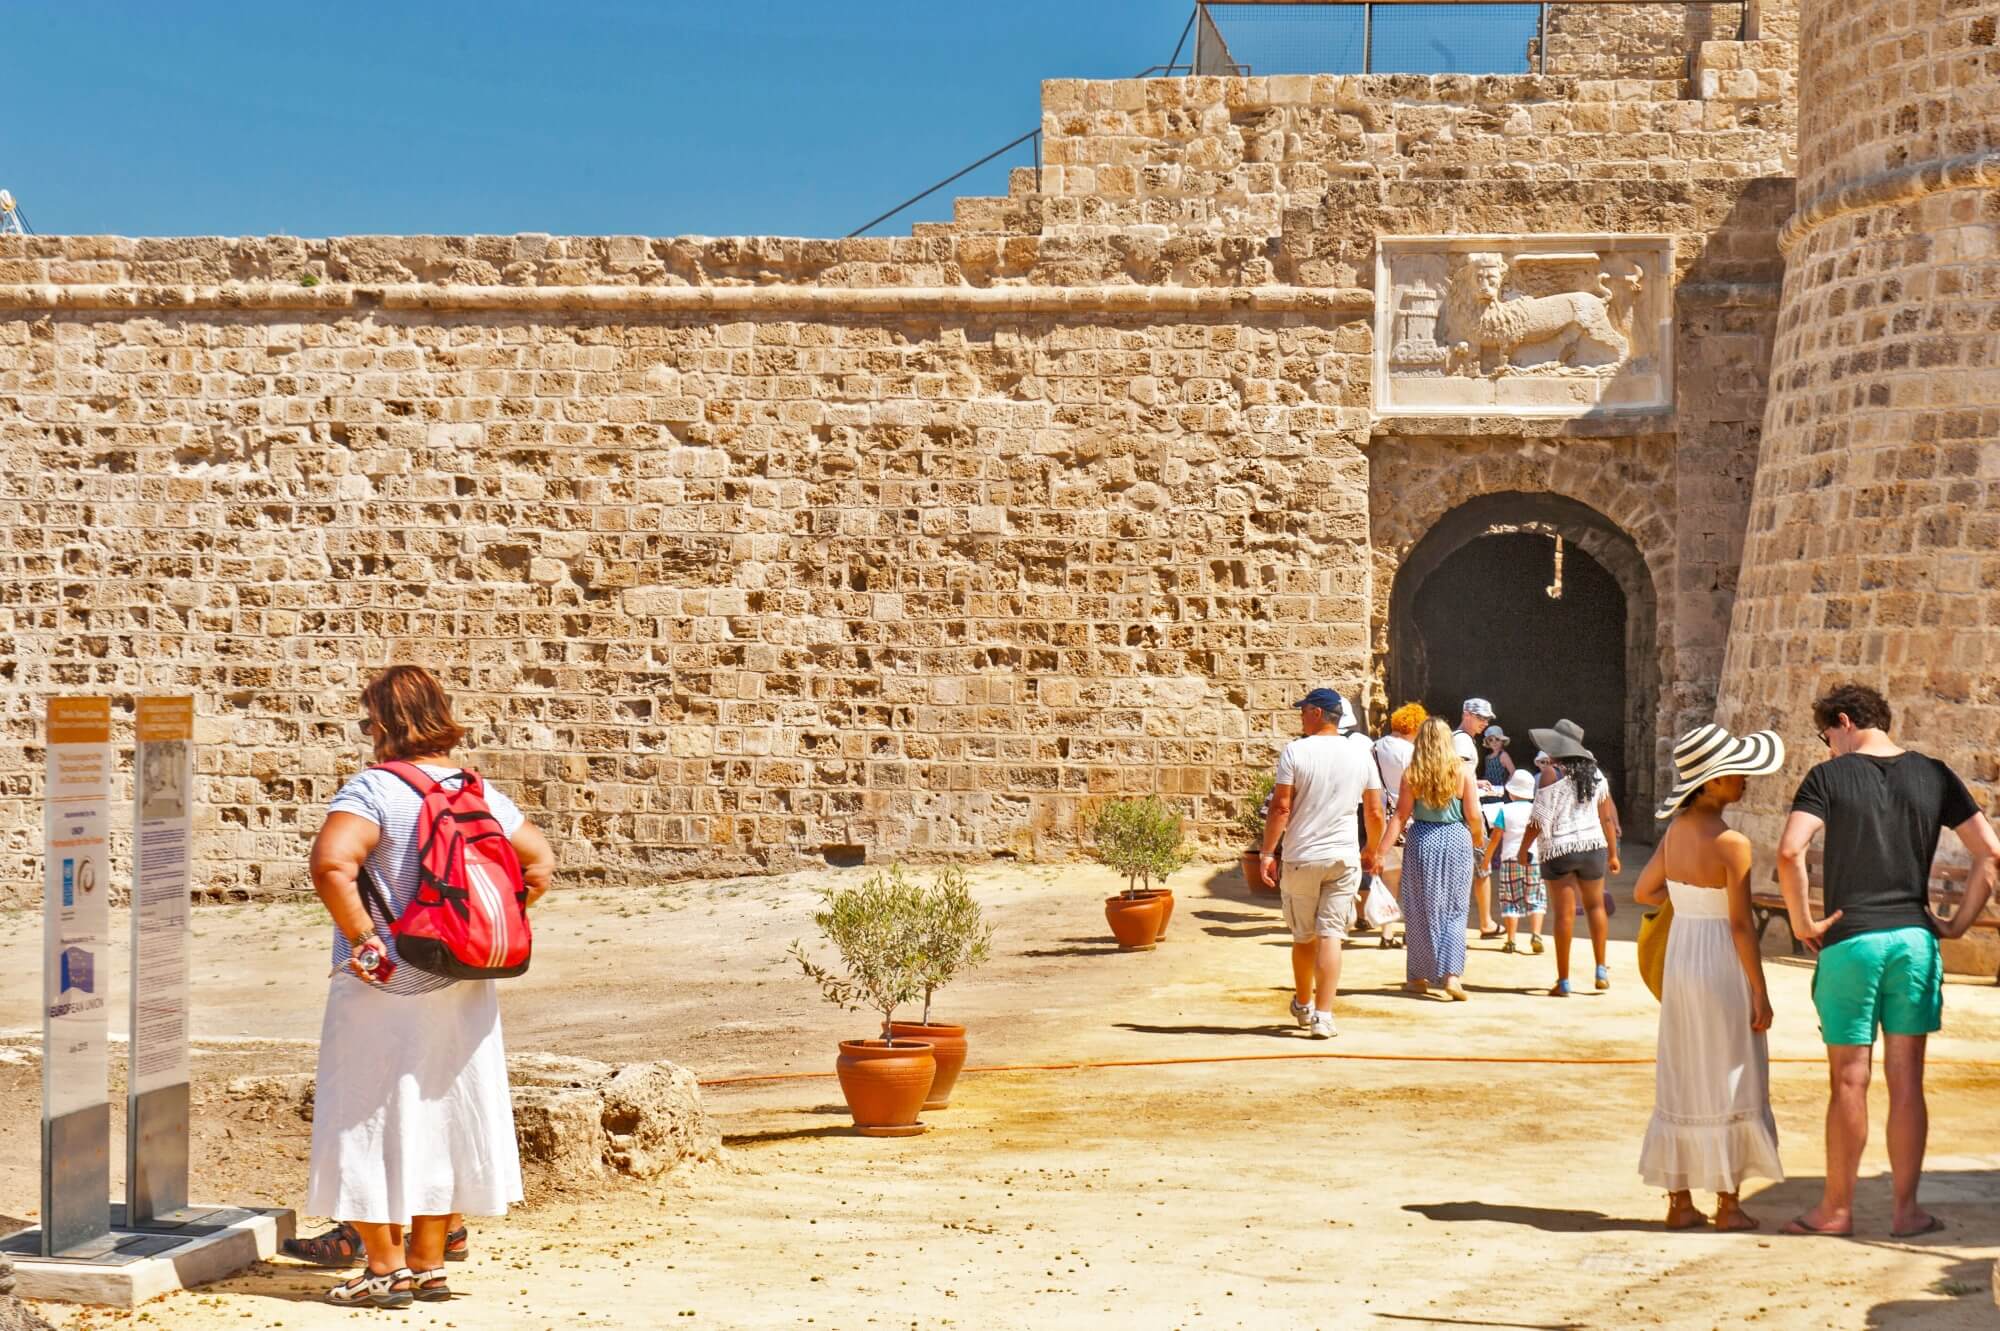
[{"xmin": 1366, "ymin": 702, "xmax": 1427, "ymax": 947}]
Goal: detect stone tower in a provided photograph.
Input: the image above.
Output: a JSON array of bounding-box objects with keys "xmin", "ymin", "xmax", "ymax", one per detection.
[{"xmin": 1717, "ymin": 0, "xmax": 2000, "ymax": 848}]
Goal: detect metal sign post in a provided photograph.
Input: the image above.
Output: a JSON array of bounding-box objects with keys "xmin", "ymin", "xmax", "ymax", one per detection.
[
  {"xmin": 128, "ymin": 697, "xmax": 195, "ymax": 1227},
  {"xmin": 41, "ymin": 697, "xmax": 113, "ymax": 1257}
]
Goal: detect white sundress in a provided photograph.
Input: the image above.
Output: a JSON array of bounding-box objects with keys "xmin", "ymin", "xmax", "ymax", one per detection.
[
  {"xmin": 1637, "ymin": 881, "xmax": 1783, "ymax": 1194},
  {"xmin": 304, "ymin": 766, "xmax": 526, "ymax": 1225}
]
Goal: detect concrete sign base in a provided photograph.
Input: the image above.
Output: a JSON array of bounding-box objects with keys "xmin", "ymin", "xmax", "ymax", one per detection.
[{"xmin": 1, "ymin": 1206, "xmax": 293, "ymax": 1308}]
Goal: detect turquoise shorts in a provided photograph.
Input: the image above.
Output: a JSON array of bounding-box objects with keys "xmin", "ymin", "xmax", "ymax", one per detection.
[{"xmin": 1811, "ymin": 926, "xmax": 1943, "ymax": 1046}]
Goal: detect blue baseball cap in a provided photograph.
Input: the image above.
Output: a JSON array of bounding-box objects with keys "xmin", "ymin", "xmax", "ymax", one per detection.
[{"xmin": 1295, "ymin": 688, "xmax": 1344, "ymax": 714}]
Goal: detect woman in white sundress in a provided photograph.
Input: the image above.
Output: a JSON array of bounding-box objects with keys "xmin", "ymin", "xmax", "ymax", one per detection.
[{"xmin": 1633, "ymin": 723, "xmax": 1786, "ymax": 1232}]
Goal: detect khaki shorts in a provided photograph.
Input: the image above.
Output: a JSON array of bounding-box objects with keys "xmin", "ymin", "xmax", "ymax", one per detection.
[{"xmin": 1279, "ymin": 860, "xmax": 1363, "ymax": 943}]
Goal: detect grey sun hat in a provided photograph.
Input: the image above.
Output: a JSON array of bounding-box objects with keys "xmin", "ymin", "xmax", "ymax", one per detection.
[
  {"xmin": 1656, "ymin": 723, "xmax": 1786, "ymax": 819},
  {"xmin": 1528, "ymin": 719, "xmax": 1593, "ymax": 762}
]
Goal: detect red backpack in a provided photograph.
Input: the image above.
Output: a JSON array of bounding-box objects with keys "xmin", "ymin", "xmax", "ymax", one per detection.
[{"xmin": 357, "ymin": 761, "xmax": 533, "ymax": 980}]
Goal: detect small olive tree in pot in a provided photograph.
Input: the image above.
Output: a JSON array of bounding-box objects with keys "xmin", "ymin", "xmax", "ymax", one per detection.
[
  {"xmin": 1238, "ymin": 769, "xmax": 1279, "ymax": 894},
  {"xmin": 1091, "ymin": 796, "xmax": 1193, "ymax": 949},
  {"xmin": 887, "ymin": 865, "xmax": 995, "ymax": 1109},
  {"xmin": 789, "ymin": 868, "xmax": 937, "ymax": 1136}
]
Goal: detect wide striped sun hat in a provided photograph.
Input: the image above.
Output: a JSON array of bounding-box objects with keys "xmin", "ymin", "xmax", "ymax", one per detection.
[{"xmin": 1657, "ymin": 723, "xmax": 1785, "ymax": 819}]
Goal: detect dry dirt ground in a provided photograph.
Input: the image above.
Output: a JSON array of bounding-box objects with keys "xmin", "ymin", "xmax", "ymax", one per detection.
[{"xmin": 4, "ymin": 853, "xmax": 1999, "ymax": 1330}]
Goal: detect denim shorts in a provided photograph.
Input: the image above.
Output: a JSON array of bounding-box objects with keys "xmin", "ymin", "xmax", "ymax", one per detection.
[{"xmin": 1539, "ymin": 846, "xmax": 1608, "ymax": 882}]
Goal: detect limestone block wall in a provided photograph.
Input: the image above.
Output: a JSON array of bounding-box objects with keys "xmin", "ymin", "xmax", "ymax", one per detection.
[
  {"xmin": 1541, "ymin": 3, "xmax": 1747, "ymax": 80},
  {"xmin": 0, "ymin": 56, "xmax": 1796, "ymax": 903},
  {"xmin": 1717, "ymin": 0, "xmax": 2000, "ymax": 854}
]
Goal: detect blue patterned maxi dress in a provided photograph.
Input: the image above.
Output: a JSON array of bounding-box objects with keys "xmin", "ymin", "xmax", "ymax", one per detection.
[{"xmin": 1403, "ymin": 799, "xmax": 1475, "ymax": 982}]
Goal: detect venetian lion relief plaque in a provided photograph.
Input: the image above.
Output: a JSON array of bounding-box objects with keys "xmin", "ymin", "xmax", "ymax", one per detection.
[{"xmin": 1374, "ymin": 235, "xmax": 1674, "ymax": 416}]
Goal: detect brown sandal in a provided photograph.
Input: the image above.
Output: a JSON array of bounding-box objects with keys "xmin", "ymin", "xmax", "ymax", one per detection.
[{"xmin": 283, "ymin": 1221, "xmax": 365, "ymax": 1268}]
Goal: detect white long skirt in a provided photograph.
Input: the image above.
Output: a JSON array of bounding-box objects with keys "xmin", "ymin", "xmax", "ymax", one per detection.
[
  {"xmin": 305, "ymin": 974, "xmax": 523, "ymax": 1224},
  {"xmin": 1638, "ymin": 883, "xmax": 1783, "ymax": 1194}
]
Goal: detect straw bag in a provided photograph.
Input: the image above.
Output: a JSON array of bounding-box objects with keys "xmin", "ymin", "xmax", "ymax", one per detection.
[{"xmin": 1637, "ymin": 896, "xmax": 1673, "ymax": 1001}]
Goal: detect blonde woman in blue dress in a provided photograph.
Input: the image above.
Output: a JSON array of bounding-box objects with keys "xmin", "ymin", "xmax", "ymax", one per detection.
[{"xmin": 1633, "ymin": 723, "xmax": 1786, "ymax": 1232}]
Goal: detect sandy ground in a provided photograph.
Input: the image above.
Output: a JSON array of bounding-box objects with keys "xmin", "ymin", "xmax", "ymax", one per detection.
[{"xmin": 3, "ymin": 852, "xmax": 1999, "ymax": 1330}]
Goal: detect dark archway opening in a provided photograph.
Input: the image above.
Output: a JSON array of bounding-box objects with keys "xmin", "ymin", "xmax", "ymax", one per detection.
[
  {"xmin": 1386, "ymin": 492, "xmax": 1658, "ymax": 824},
  {"xmin": 1406, "ymin": 533, "xmax": 1628, "ymax": 810}
]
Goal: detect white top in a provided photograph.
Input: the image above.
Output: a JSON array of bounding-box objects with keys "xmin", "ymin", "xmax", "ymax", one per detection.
[
  {"xmin": 1452, "ymin": 729, "xmax": 1480, "ymax": 773},
  {"xmin": 1488, "ymin": 798, "xmax": 1538, "ymax": 860},
  {"xmin": 326, "ymin": 764, "xmax": 527, "ymax": 996},
  {"xmin": 1373, "ymin": 734, "xmax": 1414, "ymax": 802},
  {"xmin": 1530, "ymin": 770, "xmax": 1612, "ymax": 858},
  {"xmin": 1273, "ymin": 733, "xmax": 1382, "ymax": 863}
]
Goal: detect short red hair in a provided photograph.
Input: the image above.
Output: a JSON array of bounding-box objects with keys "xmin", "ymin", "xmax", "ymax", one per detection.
[{"xmin": 361, "ymin": 666, "xmax": 467, "ymax": 761}]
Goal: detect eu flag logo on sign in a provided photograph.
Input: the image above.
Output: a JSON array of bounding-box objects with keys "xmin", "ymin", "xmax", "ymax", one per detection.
[{"xmin": 59, "ymin": 947, "xmax": 94, "ymax": 994}]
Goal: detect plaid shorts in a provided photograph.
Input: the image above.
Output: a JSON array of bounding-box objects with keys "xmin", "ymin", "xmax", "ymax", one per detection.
[{"xmin": 1495, "ymin": 858, "xmax": 1547, "ymax": 918}]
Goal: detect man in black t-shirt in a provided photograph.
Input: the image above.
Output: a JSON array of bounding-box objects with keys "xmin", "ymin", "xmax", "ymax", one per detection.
[{"xmin": 1776, "ymin": 683, "xmax": 1999, "ymax": 1238}]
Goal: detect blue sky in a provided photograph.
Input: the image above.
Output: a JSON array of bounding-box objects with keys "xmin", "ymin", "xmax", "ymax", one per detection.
[{"xmin": 1, "ymin": 2, "xmax": 1533, "ymax": 240}]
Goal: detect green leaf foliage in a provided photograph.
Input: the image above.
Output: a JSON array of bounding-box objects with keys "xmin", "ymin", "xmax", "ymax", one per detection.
[
  {"xmin": 789, "ymin": 865, "xmax": 999, "ymax": 1036},
  {"xmin": 1237, "ymin": 769, "xmax": 1277, "ymax": 843},
  {"xmin": 913, "ymin": 865, "xmax": 994, "ymax": 1025},
  {"xmin": 1089, "ymin": 796, "xmax": 1194, "ymax": 897},
  {"xmin": 788, "ymin": 865, "xmax": 928, "ymax": 1042}
]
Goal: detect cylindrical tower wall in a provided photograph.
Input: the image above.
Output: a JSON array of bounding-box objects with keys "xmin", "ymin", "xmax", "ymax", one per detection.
[{"xmin": 1718, "ymin": 0, "xmax": 2000, "ymax": 849}]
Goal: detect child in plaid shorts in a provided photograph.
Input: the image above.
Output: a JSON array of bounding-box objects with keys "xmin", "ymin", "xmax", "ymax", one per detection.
[{"xmin": 1483, "ymin": 770, "xmax": 1546, "ymax": 953}]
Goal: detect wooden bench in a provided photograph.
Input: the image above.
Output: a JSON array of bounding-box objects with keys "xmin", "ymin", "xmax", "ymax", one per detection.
[{"xmin": 1752, "ymin": 857, "xmax": 2000, "ymax": 969}]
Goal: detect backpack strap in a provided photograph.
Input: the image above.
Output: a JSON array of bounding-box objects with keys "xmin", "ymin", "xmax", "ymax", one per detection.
[
  {"xmin": 356, "ymin": 866, "xmax": 396, "ymax": 932},
  {"xmin": 371, "ymin": 760, "xmax": 465, "ymax": 799}
]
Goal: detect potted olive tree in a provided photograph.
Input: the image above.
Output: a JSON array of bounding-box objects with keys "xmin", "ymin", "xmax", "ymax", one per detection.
[
  {"xmin": 789, "ymin": 869, "xmax": 936, "ymax": 1136},
  {"xmin": 1238, "ymin": 769, "xmax": 1278, "ymax": 894},
  {"xmin": 886, "ymin": 865, "xmax": 994, "ymax": 1110},
  {"xmin": 1091, "ymin": 796, "xmax": 1193, "ymax": 949}
]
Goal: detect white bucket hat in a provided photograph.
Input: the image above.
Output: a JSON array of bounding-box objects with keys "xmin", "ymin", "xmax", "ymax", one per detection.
[
  {"xmin": 1504, "ymin": 769, "xmax": 1537, "ymax": 801},
  {"xmin": 1656, "ymin": 723, "xmax": 1786, "ymax": 819}
]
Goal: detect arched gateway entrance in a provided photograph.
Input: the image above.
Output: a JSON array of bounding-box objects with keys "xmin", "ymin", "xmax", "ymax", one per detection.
[{"xmin": 1385, "ymin": 492, "xmax": 1659, "ymax": 822}]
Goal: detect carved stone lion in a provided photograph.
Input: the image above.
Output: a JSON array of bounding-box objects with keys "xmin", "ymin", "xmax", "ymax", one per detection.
[{"xmin": 1443, "ymin": 252, "xmax": 1630, "ymax": 376}]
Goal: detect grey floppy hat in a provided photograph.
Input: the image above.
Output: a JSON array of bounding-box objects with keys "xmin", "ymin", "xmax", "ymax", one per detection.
[
  {"xmin": 1528, "ymin": 718, "xmax": 1592, "ymax": 762},
  {"xmin": 1656, "ymin": 723, "xmax": 1786, "ymax": 819}
]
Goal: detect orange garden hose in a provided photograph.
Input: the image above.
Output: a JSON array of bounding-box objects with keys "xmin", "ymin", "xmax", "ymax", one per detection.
[{"xmin": 697, "ymin": 1049, "xmax": 2000, "ymax": 1088}]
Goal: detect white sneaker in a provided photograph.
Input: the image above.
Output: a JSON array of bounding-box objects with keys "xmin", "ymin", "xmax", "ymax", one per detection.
[
  {"xmin": 1309, "ymin": 1011, "xmax": 1337, "ymax": 1040},
  {"xmin": 1289, "ymin": 997, "xmax": 1312, "ymax": 1028}
]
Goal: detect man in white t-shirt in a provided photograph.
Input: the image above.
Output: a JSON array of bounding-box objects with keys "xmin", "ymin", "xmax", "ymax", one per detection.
[{"xmin": 1258, "ymin": 688, "xmax": 1384, "ymax": 1039}]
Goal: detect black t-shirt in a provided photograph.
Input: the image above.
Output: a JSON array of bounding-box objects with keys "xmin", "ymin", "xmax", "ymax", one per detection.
[{"xmin": 1789, "ymin": 751, "xmax": 1980, "ymax": 948}]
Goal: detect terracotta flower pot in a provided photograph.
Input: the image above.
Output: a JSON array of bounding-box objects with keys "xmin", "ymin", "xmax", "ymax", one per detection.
[
  {"xmin": 1135, "ymin": 888, "xmax": 1175, "ymax": 939},
  {"xmin": 835, "ymin": 1039, "xmax": 936, "ymax": 1137},
  {"xmin": 887, "ymin": 1021, "xmax": 968, "ymax": 1109},
  {"xmin": 1243, "ymin": 850, "xmax": 1277, "ymax": 895},
  {"xmin": 1104, "ymin": 893, "xmax": 1165, "ymax": 949}
]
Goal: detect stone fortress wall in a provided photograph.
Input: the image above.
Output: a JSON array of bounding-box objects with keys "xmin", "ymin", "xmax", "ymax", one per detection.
[
  {"xmin": 1716, "ymin": 0, "xmax": 2000, "ymax": 870},
  {"xmin": 0, "ymin": 9, "xmax": 1809, "ymax": 902}
]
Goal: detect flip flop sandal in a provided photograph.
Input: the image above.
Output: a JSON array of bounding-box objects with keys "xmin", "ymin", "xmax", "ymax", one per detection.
[
  {"xmin": 1891, "ymin": 1215, "xmax": 1946, "ymax": 1238},
  {"xmin": 327, "ymin": 1267, "xmax": 415, "ymax": 1309},
  {"xmin": 1781, "ymin": 1214, "xmax": 1851, "ymax": 1237},
  {"xmin": 443, "ymin": 1225, "xmax": 470, "ymax": 1262},
  {"xmin": 283, "ymin": 1221, "xmax": 364, "ymax": 1268},
  {"xmin": 411, "ymin": 1267, "xmax": 453, "ymax": 1302}
]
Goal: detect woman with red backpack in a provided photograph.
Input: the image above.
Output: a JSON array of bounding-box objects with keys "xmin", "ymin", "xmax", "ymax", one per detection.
[{"xmin": 298, "ymin": 666, "xmax": 555, "ymax": 1309}]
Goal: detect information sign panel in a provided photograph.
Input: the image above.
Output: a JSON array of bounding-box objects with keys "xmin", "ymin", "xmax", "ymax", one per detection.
[
  {"xmin": 43, "ymin": 696, "xmax": 113, "ymax": 1256},
  {"xmin": 129, "ymin": 696, "xmax": 194, "ymax": 1225}
]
